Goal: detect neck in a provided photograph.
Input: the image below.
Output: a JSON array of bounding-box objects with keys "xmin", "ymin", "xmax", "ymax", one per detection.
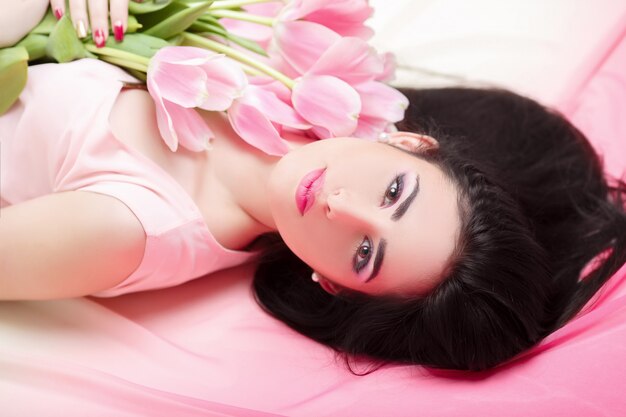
[{"xmin": 199, "ymin": 111, "xmax": 280, "ymax": 236}]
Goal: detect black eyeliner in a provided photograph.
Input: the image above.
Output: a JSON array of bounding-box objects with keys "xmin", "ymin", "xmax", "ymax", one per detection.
[
  {"xmin": 391, "ymin": 174, "xmax": 419, "ymax": 222},
  {"xmin": 381, "ymin": 173, "xmax": 406, "ymax": 206},
  {"xmin": 353, "ymin": 238, "xmax": 373, "ymax": 273},
  {"xmin": 365, "ymin": 239, "xmax": 386, "ymax": 283}
]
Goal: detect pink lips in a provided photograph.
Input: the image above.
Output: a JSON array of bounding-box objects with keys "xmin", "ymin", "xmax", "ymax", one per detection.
[{"xmin": 295, "ymin": 168, "xmax": 326, "ymax": 215}]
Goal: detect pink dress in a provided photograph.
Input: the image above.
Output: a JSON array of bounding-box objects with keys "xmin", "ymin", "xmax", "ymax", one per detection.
[{"xmin": 0, "ymin": 59, "xmax": 254, "ymax": 297}]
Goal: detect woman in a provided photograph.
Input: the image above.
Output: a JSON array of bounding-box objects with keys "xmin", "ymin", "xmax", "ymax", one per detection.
[
  {"xmin": 254, "ymin": 87, "xmax": 626, "ymax": 372},
  {"xmin": 1, "ymin": 1, "xmax": 625, "ymax": 373}
]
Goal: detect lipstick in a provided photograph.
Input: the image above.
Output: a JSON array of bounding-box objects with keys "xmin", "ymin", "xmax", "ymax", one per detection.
[{"xmin": 295, "ymin": 168, "xmax": 326, "ymax": 215}]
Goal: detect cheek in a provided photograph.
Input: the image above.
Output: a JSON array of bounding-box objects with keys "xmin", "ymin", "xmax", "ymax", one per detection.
[{"xmin": 273, "ymin": 215, "xmax": 353, "ymax": 275}]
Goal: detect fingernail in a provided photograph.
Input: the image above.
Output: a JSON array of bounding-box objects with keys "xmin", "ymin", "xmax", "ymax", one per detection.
[
  {"xmin": 54, "ymin": 8, "xmax": 63, "ymax": 20},
  {"xmin": 113, "ymin": 20, "xmax": 125, "ymax": 42},
  {"xmin": 75, "ymin": 20, "xmax": 87, "ymax": 38},
  {"xmin": 94, "ymin": 29, "xmax": 106, "ymax": 48}
]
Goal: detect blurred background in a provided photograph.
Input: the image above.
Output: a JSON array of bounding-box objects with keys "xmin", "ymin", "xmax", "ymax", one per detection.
[{"xmin": 367, "ymin": 0, "xmax": 626, "ymax": 107}]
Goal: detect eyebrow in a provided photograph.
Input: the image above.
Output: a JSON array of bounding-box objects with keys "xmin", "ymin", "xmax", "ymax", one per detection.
[
  {"xmin": 391, "ymin": 174, "xmax": 420, "ymax": 221},
  {"xmin": 365, "ymin": 238, "xmax": 387, "ymax": 283},
  {"xmin": 365, "ymin": 175, "xmax": 420, "ymax": 283}
]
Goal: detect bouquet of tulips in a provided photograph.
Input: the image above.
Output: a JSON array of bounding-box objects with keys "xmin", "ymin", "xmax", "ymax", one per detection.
[{"xmin": 0, "ymin": 0, "xmax": 408, "ymax": 154}]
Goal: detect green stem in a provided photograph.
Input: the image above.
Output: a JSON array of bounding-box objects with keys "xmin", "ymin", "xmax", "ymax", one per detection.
[
  {"xmin": 98, "ymin": 55, "xmax": 149, "ymax": 73},
  {"xmin": 239, "ymin": 64, "xmax": 265, "ymax": 77},
  {"xmin": 206, "ymin": 10, "xmax": 274, "ymax": 26},
  {"xmin": 84, "ymin": 44, "xmax": 151, "ymax": 67},
  {"xmin": 209, "ymin": 0, "xmax": 276, "ymax": 10},
  {"xmin": 181, "ymin": 32, "xmax": 294, "ymax": 89}
]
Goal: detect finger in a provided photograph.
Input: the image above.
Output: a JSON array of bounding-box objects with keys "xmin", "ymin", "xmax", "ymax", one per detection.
[
  {"xmin": 88, "ymin": 0, "xmax": 110, "ymax": 48},
  {"xmin": 69, "ymin": 0, "xmax": 90, "ymax": 39},
  {"xmin": 110, "ymin": 0, "xmax": 129, "ymax": 42},
  {"xmin": 50, "ymin": 0, "xmax": 65, "ymax": 20}
]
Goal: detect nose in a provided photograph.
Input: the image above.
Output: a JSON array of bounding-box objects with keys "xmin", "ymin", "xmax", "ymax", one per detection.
[{"xmin": 325, "ymin": 189, "xmax": 375, "ymax": 231}]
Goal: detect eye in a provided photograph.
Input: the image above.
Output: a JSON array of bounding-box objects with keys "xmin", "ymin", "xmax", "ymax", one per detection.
[
  {"xmin": 382, "ymin": 174, "xmax": 405, "ymax": 207},
  {"xmin": 353, "ymin": 236, "xmax": 373, "ymax": 273}
]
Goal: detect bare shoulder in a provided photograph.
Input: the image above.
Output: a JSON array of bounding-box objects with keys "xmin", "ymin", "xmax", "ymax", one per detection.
[
  {"xmin": 0, "ymin": 0, "xmax": 49, "ymax": 48},
  {"xmin": 0, "ymin": 190, "xmax": 147, "ymax": 300}
]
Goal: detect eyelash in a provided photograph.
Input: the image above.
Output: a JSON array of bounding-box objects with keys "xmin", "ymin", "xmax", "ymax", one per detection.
[
  {"xmin": 380, "ymin": 173, "xmax": 405, "ymax": 207},
  {"xmin": 353, "ymin": 174, "xmax": 405, "ymax": 274},
  {"xmin": 353, "ymin": 237, "xmax": 372, "ymax": 273}
]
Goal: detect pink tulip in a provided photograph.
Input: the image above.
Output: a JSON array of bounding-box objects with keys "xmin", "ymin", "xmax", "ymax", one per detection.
[
  {"xmin": 147, "ymin": 46, "xmax": 247, "ymax": 152},
  {"xmin": 149, "ymin": 73, "xmax": 214, "ymax": 152},
  {"xmin": 376, "ymin": 52, "xmax": 398, "ymax": 82},
  {"xmin": 352, "ymin": 81, "xmax": 409, "ymax": 140},
  {"xmin": 279, "ymin": 0, "xmax": 374, "ymax": 40},
  {"xmin": 292, "ymin": 74, "xmax": 361, "ymax": 138},
  {"xmin": 228, "ymin": 80, "xmax": 311, "ymax": 155},
  {"xmin": 228, "ymin": 100, "xmax": 289, "ymax": 156},
  {"xmin": 308, "ymin": 37, "xmax": 384, "ymax": 84},
  {"xmin": 220, "ymin": 2, "xmax": 283, "ymax": 50},
  {"xmin": 273, "ymin": 20, "xmax": 340, "ymax": 75},
  {"xmin": 272, "ymin": 0, "xmax": 375, "ymax": 77}
]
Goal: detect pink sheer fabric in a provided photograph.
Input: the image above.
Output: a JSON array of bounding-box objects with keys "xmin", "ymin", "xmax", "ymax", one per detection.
[
  {"xmin": 0, "ymin": 59, "xmax": 254, "ymax": 297},
  {"xmin": 2, "ymin": 4, "xmax": 626, "ymax": 417}
]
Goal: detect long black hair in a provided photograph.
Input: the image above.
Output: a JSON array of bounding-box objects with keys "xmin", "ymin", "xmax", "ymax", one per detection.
[{"xmin": 251, "ymin": 87, "xmax": 626, "ymax": 372}]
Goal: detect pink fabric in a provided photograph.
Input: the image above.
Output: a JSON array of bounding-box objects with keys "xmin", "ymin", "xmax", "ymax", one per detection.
[
  {"xmin": 0, "ymin": 59, "xmax": 253, "ymax": 297},
  {"xmin": 2, "ymin": 7, "xmax": 626, "ymax": 417}
]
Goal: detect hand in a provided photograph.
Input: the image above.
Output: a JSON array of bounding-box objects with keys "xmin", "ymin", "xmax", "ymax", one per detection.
[{"xmin": 50, "ymin": 0, "xmax": 130, "ymax": 47}]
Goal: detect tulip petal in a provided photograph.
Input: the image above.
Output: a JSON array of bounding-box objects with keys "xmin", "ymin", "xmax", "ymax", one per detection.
[
  {"xmin": 281, "ymin": 0, "xmax": 374, "ymax": 39},
  {"xmin": 293, "ymin": 75, "xmax": 361, "ymax": 137},
  {"xmin": 306, "ymin": 10, "xmax": 374, "ymax": 40},
  {"xmin": 279, "ymin": 0, "xmax": 336, "ymax": 21},
  {"xmin": 249, "ymin": 76, "xmax": 292, "ymax": 103},
  {"xmin": 376, "ymin": 52, "xmax": 397, "ymax": 82},
  {"xmin": 152, "ymin": 61, "xmax": 209, "ymax": 108},
  {"xmin": 153, "ymin": 45, "xmax": 219, "ymax": 66},
  {"xmin": 274, "ymin": 21, "xmax": 339, "ymax": 74},
  {"xmin": 164, "ymin": 102, "xmax": 214, "ymax": 152},
  {"xmin": 148, "ymin": 76, "xmax": 178, "ymax": 151},
  {"xmin": 241, "ymin": 85, "xmax": 311, "ymax": 129},
  {"xmin": 220, "ymin": 2, "xmax": 281, "ymax": 46},
  {"xmin": 353, "ymin": 116, "xmax": 390, "ymax": 141},
  {"xmin": 228, "ymin": 101, "xmax": 289, "ymax": 156},
  {"xmin": 356, "ymin": 81, "xmax": 409, "ymax": 122},
  {"xmin": 197, "ymin": 57, "xmax": 247, "ymax": 111},
  {"xmin": 309, "ymin": 37, "xmax": 383, "ymax": 84}
]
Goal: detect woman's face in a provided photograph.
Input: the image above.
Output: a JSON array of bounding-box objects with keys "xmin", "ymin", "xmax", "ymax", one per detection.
[{"xmin": 267, "ymin": 135, "xmax": 461, "ymax": 297}]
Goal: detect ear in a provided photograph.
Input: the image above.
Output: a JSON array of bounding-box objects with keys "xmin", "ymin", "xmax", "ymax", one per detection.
[
  {"xmin": 380, "ymin": 131, "xmax": 439, "ymax": 153},
  {"xmin": 314, "ymin": 272, "xmax": 342, "ymax": 296}
]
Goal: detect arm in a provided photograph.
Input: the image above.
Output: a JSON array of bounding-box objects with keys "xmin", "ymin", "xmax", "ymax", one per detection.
[
  {"xmin": 0, "ymin": 191, "xmax": 146, "ymax": 300},
  {"xmin": 0, "ymin": 0, "xmax": 49, "ymax": 48}
]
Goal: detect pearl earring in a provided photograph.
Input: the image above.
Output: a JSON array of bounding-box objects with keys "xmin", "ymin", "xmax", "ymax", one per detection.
[
  {"xmin": 311, "ymin": 271, "xmax": 320, "ymax": 282},
  {"xmin": 377, "ymin": 132, "xmax": 390, "ymax": 143}
]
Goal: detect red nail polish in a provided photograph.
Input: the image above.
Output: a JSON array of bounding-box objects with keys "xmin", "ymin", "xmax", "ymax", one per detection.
[
  {"xmin": 54, "ymin": 8, "xmax": 63, "ymax": 20},
  {"xmin": 113, "ymin": 22, "xmax": 124, "ymax": 42},
  {"xmin": 94, "ymin": 29, "xmax": 106, "ymax": 48}
]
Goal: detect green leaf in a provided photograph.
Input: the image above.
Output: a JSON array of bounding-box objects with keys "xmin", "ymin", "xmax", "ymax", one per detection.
[
  {"xmin": 189, "ymin": 21, "xmax": 227, "ymax": 36},
  {"xmin": 129, "ymin": 0, "xmax": 173, "ymax": 15},
  {"xmin": 140, "ymin": 1, "xmax": 214, "ymax": 39},
  {"xmin": 16, "ymin": 34, "xmax": 48, "ymax": 61},
  {"xmin": 197, "ymin": 14, "xmax": 225, "ymax": 27},
  {"xmin": 31, "ymin": 9, "xmax": 58, "ymax": 35},
  {"xmin": 102, "ymin": 33, "xmax": 169, "ymax": 58},
  {"xmin": 190, "ymin": 21, "xmax": 267, "ymax": 57},
  {"xmin": 0, "ymin": 46, "xmax": 28, "ymax": 115},
  {"xmin": 45, "ymin": 15, "xmax": 89, "ymax": 62}
]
